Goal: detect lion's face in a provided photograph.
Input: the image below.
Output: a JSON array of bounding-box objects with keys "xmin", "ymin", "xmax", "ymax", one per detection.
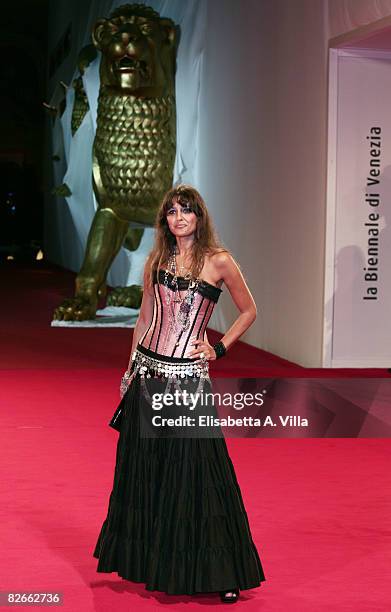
[{"xmin": 92, "ymin": 11, "xmax": 176, "ymax": 97}]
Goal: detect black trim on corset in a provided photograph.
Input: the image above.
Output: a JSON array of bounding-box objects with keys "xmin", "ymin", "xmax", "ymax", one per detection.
[
  {"xmin": 154, "ymin": 280, "xmax": 164, "ymax": 351},
  {"xmin": 147, "ymin": 283, "xmax": 158, "ymax": 349},
  {"xmin": 137, "ymin": 342, "xmax": 197, "ymax": 363},
  {"xmin": 153, "ymin": 269, "xmax": 222, "ymax": 303},
  {"xmin": 181, "ymin": 296, "xmax": 205, "ymax": 358}
]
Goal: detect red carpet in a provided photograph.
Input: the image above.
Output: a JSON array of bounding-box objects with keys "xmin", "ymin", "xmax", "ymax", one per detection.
[{"xmin": 1, "ymin": 260, "xmax": 390, "ymax": 611}]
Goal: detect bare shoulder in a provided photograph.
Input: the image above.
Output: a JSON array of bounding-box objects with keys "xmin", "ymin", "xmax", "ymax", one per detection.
[
  {"xmin": 209, "ymin": 250, "xmax": 240, "ymax": 279},
  {"xmin": 208, "ymin": 250, "xmax": 256, "ymax": 314}
]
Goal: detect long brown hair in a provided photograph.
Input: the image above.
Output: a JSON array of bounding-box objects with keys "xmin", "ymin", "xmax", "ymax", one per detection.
[{"xmin": 146, "ymin": 184, "xmax": 229, "ymax": 287}]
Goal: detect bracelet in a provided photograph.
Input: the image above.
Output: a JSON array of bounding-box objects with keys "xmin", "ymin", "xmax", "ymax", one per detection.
[
  {"xmin": 213, "ymin": 340, "xmax": 227, "ymax": 359},
  {"xmin": 122, "ymin": 369, "xmax": 133, "ymax": 382},
  {"xmin": 120, "ymin": 367, "xmax": 135, "ymax": 397}
]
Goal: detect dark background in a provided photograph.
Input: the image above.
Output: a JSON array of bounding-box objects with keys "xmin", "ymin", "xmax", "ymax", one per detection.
[{"xmin": 0, "ymin": 0, "xmax": 48, "ymax": 262}]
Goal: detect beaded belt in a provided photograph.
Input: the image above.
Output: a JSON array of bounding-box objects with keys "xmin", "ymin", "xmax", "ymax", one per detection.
[
  {"xmin": 132, "ymin": 343, "xmax": 209, "ymax": 378},
  {"xmin": 119, "ymin": 344, "xmax": 211, "ymax": 405}
]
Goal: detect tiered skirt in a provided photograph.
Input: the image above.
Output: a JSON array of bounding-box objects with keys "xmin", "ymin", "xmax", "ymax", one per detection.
[{"xmin": 93, "ymin": 350, "xmax": 266, "ymax": 595}]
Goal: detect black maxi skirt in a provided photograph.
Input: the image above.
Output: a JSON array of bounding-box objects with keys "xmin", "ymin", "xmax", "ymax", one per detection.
[{"xmin": 93, "ymin": 351, "xmax": 266, "ymax": 595}]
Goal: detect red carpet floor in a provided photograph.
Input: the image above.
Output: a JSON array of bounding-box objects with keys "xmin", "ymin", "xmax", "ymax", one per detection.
[{"xmin": 1, "ymin": 261, "xmax": 390, "ymax": 611}]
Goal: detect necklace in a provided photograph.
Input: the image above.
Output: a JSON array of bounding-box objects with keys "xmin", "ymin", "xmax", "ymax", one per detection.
[
  {"xmin": 162, "ymin": 246, "xmax": 200, "ymax": 351},
  {"xmin": 176, "ymin": 254, "xmax": 192, "ymax": 278}
]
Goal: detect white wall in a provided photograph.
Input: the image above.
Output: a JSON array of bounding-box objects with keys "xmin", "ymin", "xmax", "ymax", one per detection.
[{"xmin": 198, "ymin": 0, "xmax": 329, "ymax": 366}]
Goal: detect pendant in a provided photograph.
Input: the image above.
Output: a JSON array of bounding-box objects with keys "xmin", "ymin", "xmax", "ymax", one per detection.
[{"xmin": 179, "ymin": 301, "xmax": 191, "ymax": 315}]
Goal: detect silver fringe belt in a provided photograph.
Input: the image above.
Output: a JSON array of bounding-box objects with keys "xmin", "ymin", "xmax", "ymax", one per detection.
[
  {"xmin": 132, "ymin": 346, "xmax": 209, "ymax": 378},
  {"xmin": 120, "ymin": 344, "xmax": 210, "ymax": 400}
]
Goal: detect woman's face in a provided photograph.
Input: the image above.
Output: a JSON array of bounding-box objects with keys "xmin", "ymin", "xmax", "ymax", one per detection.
[{"xmin": 166, "ymin": 196, "xmax": 198, "ymax": 238}]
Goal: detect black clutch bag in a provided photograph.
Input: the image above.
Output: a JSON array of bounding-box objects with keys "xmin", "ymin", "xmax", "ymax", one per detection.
[
  {"xmin": 109, "ymin": 401, "xmax": 124, "ymax": 431},
  {"xmin": 109, "ymin": 366, "xmax": 136, "ymax": 431}
]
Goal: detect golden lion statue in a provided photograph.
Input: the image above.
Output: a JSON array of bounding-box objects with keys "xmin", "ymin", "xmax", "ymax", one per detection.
[{"xmin": 54, "ymin": 3, "xmax": 177, "ymax": 321}]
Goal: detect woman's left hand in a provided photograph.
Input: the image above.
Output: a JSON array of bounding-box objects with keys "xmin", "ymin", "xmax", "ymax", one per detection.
[{"xmin": 188, "ymin": 339, "xmax": 216, "ymax": 361}]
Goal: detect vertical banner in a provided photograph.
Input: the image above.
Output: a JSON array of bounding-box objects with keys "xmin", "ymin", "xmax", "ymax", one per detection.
[{"xmin": 327, "ymin": 50, "xmax": 391, "ymax": 367}]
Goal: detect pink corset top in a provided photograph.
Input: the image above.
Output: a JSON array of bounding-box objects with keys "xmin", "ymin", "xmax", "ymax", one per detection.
[{"xmin": 138, "ymin": 269, "xmax": 223, "ymax": 358}]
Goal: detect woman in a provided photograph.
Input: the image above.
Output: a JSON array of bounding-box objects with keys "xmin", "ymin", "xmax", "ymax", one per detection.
[{"xmin": 93, "ymin": 184, "xmax": 266, "ymax": 603}]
